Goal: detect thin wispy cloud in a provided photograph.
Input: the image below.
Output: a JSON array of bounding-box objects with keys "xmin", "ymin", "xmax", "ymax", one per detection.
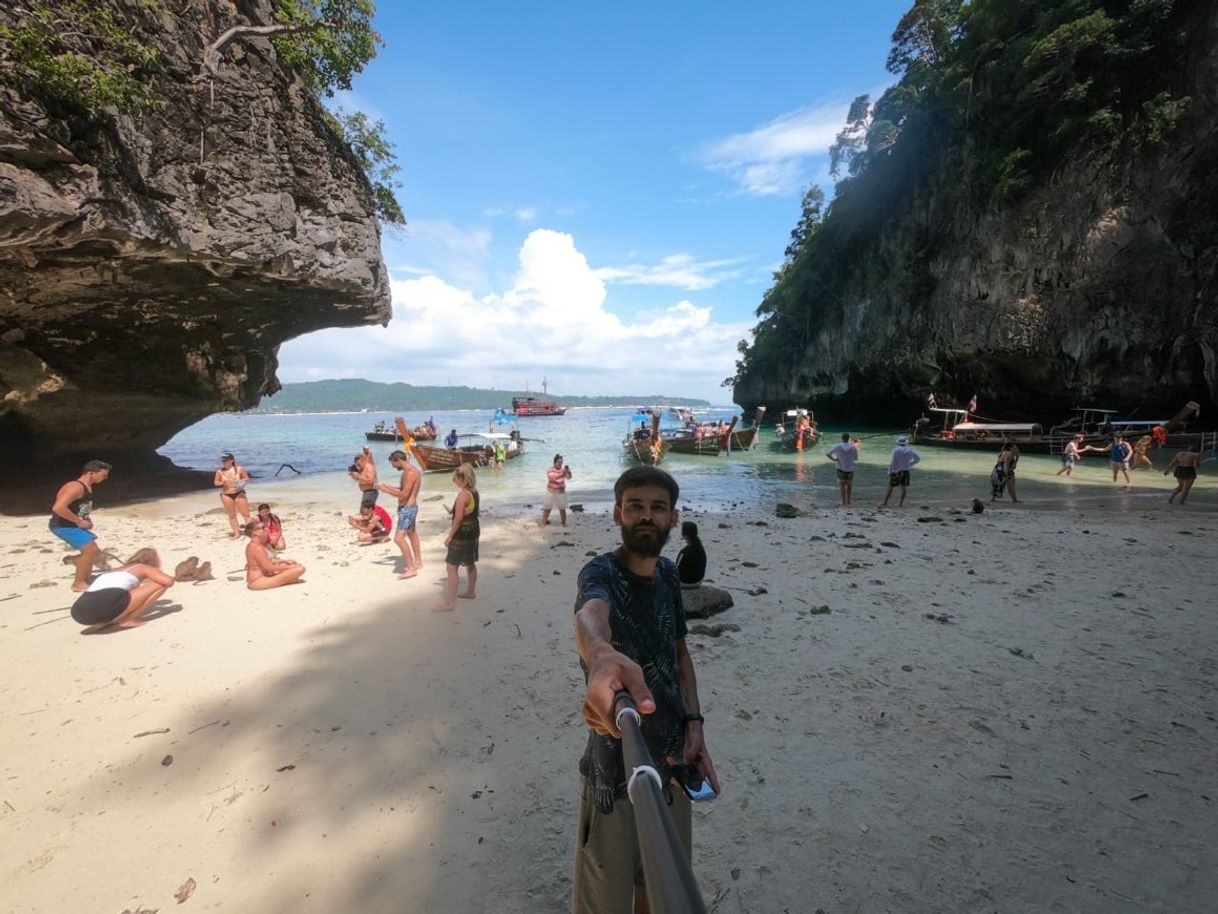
[
  {"xmin": 515, "ymin": 207, "xmax": 538, "ymax": 223},
  {"xmin": 594, "ymin": 253, "xmax": 747, "ymax": 291},
  {"xmin": 696, "ymin": 100, "xmax": 852, "ymax": 196}
]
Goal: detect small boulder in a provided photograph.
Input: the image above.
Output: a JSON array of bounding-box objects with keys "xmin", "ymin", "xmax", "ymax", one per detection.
[
  {"xmin": 774, "ymin": 503, "xmax": 800, "ymax": 518},
  {"xmin": 688, "ymin": 622, "xmax": 741, "ymax": 638},
  {"xmin": 683, "ymin": 585, "xmax": 735, "ymax": 619},
  {"xmin": 971, "ymin": 498, "xmax": 984, "ymax": 515}
]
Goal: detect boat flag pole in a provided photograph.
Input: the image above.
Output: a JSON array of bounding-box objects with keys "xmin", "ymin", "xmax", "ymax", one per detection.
[{"xmin": 613, "ymin": 691, "xmax": 708, "ymax": 914}]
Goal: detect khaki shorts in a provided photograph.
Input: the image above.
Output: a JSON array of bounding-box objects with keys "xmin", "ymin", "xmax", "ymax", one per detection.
[
  {"xmin": 572, "ymin": 780, "xmax": 692, "ymax": 913},
  {"xmin": 544, "ymin": 490, "xmax": 568, "ymax": 511}
]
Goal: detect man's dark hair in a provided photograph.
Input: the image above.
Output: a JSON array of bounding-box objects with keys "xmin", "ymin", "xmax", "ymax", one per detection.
[
  {"xmin": 388, "ymin": 450, "xmax": 407, "ymax": 461},
  {"xmin": 614, "ymin": 466, "xmax": 679, "ymax": 507},
  {"xmin": 243, "ymin": 520, "xmax": 260, "ymax": 536},
  {"xmin": 82, "ymin": 459, "xmax": 112, "ymax": 473},
  {"xmin": 681, "ymin": 521, "xmax": 699, "ymax": 539},
  {"xmin": 840, "ymin": 432, "xmax": 850, "ymax": 442}
]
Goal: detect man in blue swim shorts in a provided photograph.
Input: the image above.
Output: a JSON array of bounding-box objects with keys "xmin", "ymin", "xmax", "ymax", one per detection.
[
  {"xmin": 49, "ymin": 459, "xmax": 112, "ymax": 592},
  {"xmin": 381, "ymin": 450, "xmax": 423, "ymax": 580}
]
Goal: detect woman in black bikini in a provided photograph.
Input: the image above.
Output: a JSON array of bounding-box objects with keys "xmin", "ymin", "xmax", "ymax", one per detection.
[{"xmin": 214, "ymin": 452, "xmax": 251, "ymax": 537}]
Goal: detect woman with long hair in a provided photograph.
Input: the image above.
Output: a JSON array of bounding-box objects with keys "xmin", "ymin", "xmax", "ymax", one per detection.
[
  {"xmin": 214, "ymin": 452, "xmax": 251, "ymax": 538},
  {"xmin": 70, "ymin": 548, "xmax": 175, "ymax": 633},
  {"xmin": 435, "ymin": 464, "xmax": 480, "ymax": 612}
]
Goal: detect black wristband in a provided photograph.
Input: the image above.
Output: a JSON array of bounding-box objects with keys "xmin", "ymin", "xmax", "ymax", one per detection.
[{"xmin": 684, "ymin": 713, "xmax": 704, "ymax": 724}]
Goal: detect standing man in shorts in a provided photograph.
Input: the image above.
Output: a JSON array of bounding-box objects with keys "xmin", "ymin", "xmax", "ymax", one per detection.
[
  {"xmin": 572, "ymin": 466, "xmax": 720, "ymax": 913},
  {"xmin": 49, "ymin": 459, "xmax": 112, "ymax": 591},
  {"xmin": 349, "ymin": 446, "xmax": 379, "ymax": 510},
  {"xmin": 880, "ymin": 435, "xmax": 922, "ymax": 508},
  {"xmin": 381, "ymin": 450, "xmax": 422, "ymax": 579},
  {"xmin": 825, "ymin": 432, "xmax": 860, "ymax": 507},
  {"xmin": 541, "ymin": 454, "xmax": 573, "ymax": 527}
]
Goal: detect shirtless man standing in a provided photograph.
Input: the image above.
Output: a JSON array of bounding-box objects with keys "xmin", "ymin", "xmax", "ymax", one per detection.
[
  {"xmin": 50, "ymin": 460, "xmax": 112, "ymax": 592},
  {"xmin": 244, "ymin": 521, "xmax": 306, "ymax": 590},
  {"xmin": 349, "ymin": 446, "xmax": 379, "ymax": 510},
  {"xmin": 380, "ymin": 450, "xmax": 423, "ymax": 579},
  {"xmin": 1164, "ymin": 446, "xmax": 1203, "ymax": 505}
]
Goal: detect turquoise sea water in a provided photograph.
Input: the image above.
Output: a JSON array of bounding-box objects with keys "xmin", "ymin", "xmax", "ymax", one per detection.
[{"xmin": 158, "ymin": 407, "xmax": 1213, "ymax": 514}]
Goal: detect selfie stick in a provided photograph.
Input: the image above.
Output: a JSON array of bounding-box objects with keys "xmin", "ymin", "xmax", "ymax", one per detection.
[{"xmin": 613, "ymin": 691, "xmax": 708, "ymax": 914}]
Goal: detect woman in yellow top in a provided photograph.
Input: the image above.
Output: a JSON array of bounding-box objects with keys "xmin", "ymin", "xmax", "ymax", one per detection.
[
  {"xmin": 214, "ymin": 452, "xmax": 251, "ymax": 538},
  {"xmin": 434, "ymin": 464, "xmax": 479, "ymax": 612}
]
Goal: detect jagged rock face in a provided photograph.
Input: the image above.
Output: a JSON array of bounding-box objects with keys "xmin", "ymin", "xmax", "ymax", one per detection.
[
  {"xmin": 735, "ymin": 11, "xmax": 1218, "ymax": 427},
  {"xmin": 0, "ymin": 0, "xmax": 390, "ymax": 469}
]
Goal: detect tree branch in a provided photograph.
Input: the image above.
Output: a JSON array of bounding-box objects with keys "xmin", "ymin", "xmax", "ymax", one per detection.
[{"xmin": 200, "ymin": 20, "xmax": 334, "ymax": 78}]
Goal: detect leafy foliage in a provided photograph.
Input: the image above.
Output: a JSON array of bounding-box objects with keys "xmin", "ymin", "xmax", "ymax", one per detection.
[
  {"xmin": 270, "ymin": 0, "xmax": 381, "ymax": 98},
  {"xmin": 734, "ymin": 0, "xmax": 1202, "ymax": 393},
  {"xmin": 0, "ymin": 0, "xmax": 163, "ymax": 115},
  {"xmin": 329, "ymin": 108, "xmax": 405, "ymax": 224}
]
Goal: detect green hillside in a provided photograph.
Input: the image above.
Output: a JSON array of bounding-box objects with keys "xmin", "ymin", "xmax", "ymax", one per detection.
[{"xmin": 252, "ymin": 379, "xmax": 711, "ymax": 412}]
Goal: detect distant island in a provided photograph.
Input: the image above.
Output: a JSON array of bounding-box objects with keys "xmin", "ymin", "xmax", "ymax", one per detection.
[{"xmin": 250, "ymin": 379, "xmax": 712, "ymax": 413}]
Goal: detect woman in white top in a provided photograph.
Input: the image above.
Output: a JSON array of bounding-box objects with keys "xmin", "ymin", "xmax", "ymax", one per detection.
[{"xmin": 70, "ymin": 548, "xmax": 175, "ymax": 633}]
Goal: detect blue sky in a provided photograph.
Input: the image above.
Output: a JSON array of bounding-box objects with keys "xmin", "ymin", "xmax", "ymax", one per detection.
[{"xmin": 279, "ymin": 0, "xmax": 909, "ymax": 403}]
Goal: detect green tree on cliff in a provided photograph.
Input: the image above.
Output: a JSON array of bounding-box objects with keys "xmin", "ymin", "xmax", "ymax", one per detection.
[{"xmin": 733, "ymin": 0, "xmax": 1199, "ymax": 397}]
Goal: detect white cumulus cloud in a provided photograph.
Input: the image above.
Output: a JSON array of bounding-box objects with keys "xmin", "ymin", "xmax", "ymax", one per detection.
[{"xmin": 278, "ymin": 230, "xmax": 750, "ymax": 401}]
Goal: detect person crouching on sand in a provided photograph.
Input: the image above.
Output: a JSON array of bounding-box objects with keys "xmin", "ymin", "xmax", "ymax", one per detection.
[
  {"xmin": 71, "ymin": 548, "xmax": 175, "ymax": 633},
  {"xmin": 244, "ymin": 521, "xmax": 305, "ymax": 590},
  {"xmin": 435, "ymin": 464, "xmax": 480, "ymax": 612},
  {"xmin": 349, "ymin": 504, "xmax": 392, "ymax": 544}
]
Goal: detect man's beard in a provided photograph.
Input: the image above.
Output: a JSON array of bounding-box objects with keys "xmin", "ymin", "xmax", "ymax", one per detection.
[{"xmin": 621, "ymin": 520, "xmax": 671, "ymax": 558}]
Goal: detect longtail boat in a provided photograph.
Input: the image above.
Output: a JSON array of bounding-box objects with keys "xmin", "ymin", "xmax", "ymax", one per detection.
[
  {"xmin": 366, "ymin": 419, "xmax": 437, "ymax": 442},
  {"xmin": 395, "ymin": 418, "xmax": 523, "ymax": 471},
  {"xmin": 622, "ymin": 411, "xmax": 666, "ymax": 465},
  {"xmin": 776, "ymin": 409, "xmax": 818, "ymax": 450},
  {"xmin": 728, "ymin": 406, "xmax": 766, "ymax": 450}
]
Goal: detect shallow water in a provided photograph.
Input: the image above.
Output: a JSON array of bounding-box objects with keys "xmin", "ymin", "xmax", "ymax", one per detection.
[{"xmin": 158, "ymin": 407, "xmax": 1213, "ymax": 514}]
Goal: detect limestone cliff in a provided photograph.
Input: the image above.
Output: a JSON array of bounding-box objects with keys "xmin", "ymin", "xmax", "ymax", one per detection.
[
  {"xmin": 733, "ymin": 2, "xmax": 1217, "ymax": 426},
  {"xmin": 0, "ymin": 0, "xmax": 390, "ymax": 473}
]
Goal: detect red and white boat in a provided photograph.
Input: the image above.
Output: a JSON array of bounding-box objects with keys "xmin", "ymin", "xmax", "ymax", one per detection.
[{"xmin": 511, "ymin": 378, "xmax": 567, "ymax": 417}]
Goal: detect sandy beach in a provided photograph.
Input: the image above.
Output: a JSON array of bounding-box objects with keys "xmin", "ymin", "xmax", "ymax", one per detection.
[{"xmin": 1, "ymin": 478, "xmax": 1216, "ymax": 913}]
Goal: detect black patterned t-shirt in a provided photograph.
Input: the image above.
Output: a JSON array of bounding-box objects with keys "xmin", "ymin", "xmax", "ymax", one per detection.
[{"xmin": 574, "ymin": 550, "xmax": 688, "ymax": 812}]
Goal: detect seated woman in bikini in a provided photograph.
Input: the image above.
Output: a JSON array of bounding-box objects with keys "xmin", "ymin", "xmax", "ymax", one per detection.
[
  {"xmin": 244, "ymin": 520, "xmax": 306, "ymax": 590},
  {"xmin": 70, "ymin": 547, "xmax": 176, "ymax": 634},
  {"xmin": 214, "ymin": 453, "xmax": 251, "ymax": 538},
  {"xmin": 256, "ymin": 503, "xmax": 287, "ymax": 550}
]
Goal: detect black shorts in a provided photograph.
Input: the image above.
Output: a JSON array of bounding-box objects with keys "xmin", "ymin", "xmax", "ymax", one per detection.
[
  {"xmin": 71, "ymin": 587, "xmax": 129, "ymax": 625},
  {"xmin": 1175, "ymin": 467, "xmax": 1197, "ymax": 480},
  {"xmin": 836, "ymin": 469, "xmax": 854, "ymax": 481},
  {"xmin": 889, "ymin": 470, "xmax": 911, "ymax": 487},
  {"xmin": 360, "ymin": 488, "xmax": 379, "ymax": 509}
]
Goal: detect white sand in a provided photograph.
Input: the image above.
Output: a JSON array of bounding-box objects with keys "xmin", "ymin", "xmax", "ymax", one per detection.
[{"xmin": 1, "ymin": 481, "xmax": 1216, "ymax": 913}]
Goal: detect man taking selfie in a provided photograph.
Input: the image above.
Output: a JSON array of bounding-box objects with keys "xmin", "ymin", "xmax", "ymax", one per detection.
[{"xmin": 572, "ymin": 466, "xmax": 721, "ymax": 913}]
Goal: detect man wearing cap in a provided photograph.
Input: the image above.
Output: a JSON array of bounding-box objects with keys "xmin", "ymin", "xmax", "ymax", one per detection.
[
  {"xmin": 380, "ymin": 450, "xmax": 423, "ymax": 579},
  {"xmin": 49, "ymin": 459, "xmax": 112, "ymax": 591},
  {"xmin": 541, "ymin": 454, "xmax": 573, "ymax": 527},
  {"xmin": 880, "ymin": 435, "xmax": 921, "ymax": 508}
]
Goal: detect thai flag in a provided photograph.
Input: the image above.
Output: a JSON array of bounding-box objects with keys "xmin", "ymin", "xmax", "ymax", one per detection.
[{"xmin": 967, "ymin": 394, "xmax": 978, "ymax": 414}]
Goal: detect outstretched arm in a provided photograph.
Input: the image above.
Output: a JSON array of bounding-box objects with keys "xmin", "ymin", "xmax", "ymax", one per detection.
[{"xmin": 575, "ymin": 598, "xmax": 654, "ymax": 738}]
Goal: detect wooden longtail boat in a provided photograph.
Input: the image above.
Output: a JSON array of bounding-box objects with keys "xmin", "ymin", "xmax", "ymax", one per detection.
[
  {"xmin": 395, "ymin": 418, "xmax": 523, "ymax": 471},
  {"xmin": 728, "ymin": 407, "xmax": 766, "ymax": 450},
  {"xmin": 366, "ymin": 421, "xmax": 437, "ymax": 442},
  {"xmin": 776, "ymin": 409, "xmax": 818, "ymax": 450},
  {"xmin": 622, "ymin": 412, "xmax": 666, "ymax": 465}
]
